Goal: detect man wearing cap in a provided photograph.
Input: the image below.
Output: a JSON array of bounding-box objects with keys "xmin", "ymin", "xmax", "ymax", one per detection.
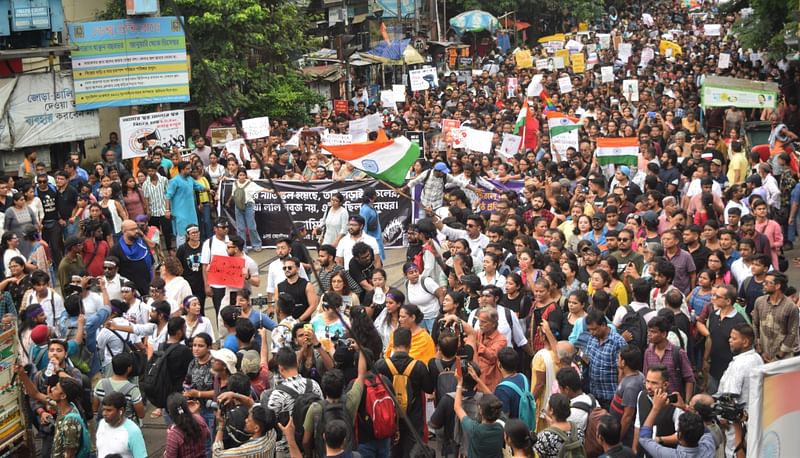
[
  {"xmin": 102, "ymin": 256, "xmax": 129, "ymax": 302},
  {"xmin": 57, "ymin": 236, "xmax": 85, "ymax": 296},
  {"xmin": 610, "ymin": 165, "xmax": 642, "ymax": 204},
  {"xmin": 403, "ymin": 161, "xmax": 473, "ymax": 217},
  {"xmin": 165, "ymin": 161, "xmax": 207, "ymax": 248},
  {"xmin": 335, "ymin": 215, "xmax": 382, "ymax": 269},
  {"xmin": 585, "ymin": 212, "xmax": 609, "ymax": 253},
  {"xmin": 120, "ymin": 280, "xmax": 149, "ymax": 326},
  {"xmin": 202, "ymin": 217, "xmax": 231, "ymax": 316},
  {"xmin": 177, "ymin": 224, "xmax": 206, "ymax": 311}
]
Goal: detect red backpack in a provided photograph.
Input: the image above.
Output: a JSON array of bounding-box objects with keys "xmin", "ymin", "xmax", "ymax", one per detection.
[
  {"xmin": 412, "ymin": 243, "xmax": 434, "ymax": 273},
  {"xmin": 360, "ymin": 373, "xmax": 397, "ymax": 440}
]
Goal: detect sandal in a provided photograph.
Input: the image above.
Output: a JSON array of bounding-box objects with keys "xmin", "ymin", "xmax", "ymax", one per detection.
[{"xmin": 150, "ymin": 408, "xmax": 162, "ymax": 418}]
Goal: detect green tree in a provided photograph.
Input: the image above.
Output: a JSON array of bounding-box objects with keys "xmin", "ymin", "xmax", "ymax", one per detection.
[
  {"xmin": 727, "ymin": 0, "xmax": 799, "ymax": 58},
  {"xmin": 97, "ymin": 0, "xmax": 323, "ymax": 124}
]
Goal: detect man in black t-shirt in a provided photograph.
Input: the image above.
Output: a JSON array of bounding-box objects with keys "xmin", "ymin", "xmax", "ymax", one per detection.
[
  {"xmin": 36, "ymin": 173, "xmax": 63, "ymax": 267},
  {"xmin": 348, "ymin": 242, "xmax": 376, "ymax": 302},
  {"xmin": 176, "ymin": 224, "xmax": 206, "ymax": 313}
]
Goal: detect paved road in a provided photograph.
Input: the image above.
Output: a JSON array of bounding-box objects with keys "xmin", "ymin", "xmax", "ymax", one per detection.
[{"xmin": 140, "ymin": 245, "xmax": 800, "ymax": 456}]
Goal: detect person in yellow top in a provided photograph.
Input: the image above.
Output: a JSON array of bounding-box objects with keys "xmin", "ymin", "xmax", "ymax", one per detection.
[
  {"xmin": 191, "ymin": 166, "xmax": 213, "ymax": 240},
  {"xmin": 531, "ymin": 319, "xmax": 558, "ymax": 432},
  {"xmin": 726, "ymin": 141, "xmax": 749, "ymax": 185},
  {"xmin": 588, "ymin": 268, "xmax": 629, "ymax": 307},
  {"xmin": 384, "ymin": 303, "xmax": 436, "ymax": 364}
]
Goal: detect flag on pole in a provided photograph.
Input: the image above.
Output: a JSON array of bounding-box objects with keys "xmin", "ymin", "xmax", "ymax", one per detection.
[
  {"xmin": 546, "ymin": 112, "xmax": 581, "ymax": 154},
  {"xmin": 596, "ymin": 137, "xmax": 639, "ymax": 166},
  {"xmin": 321, "ymin": 135, "xmax": 419, "ymax": 186},
  {"xmin": 539, "ymin": 90, "xmax": 556, "ymax": 112},
  {"xmin": 514, "ymin": 99, "xmax": 539, "ymax": 150}
]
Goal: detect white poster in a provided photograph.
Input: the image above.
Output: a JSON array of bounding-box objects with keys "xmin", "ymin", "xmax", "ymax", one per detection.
[
  {"xmin": 499, "ymin": 134, "xmax": 522, "ymax": 158},
  {"xmin": 553, "ymin": 57, "xmax": 565, "ymax": 69},
  {"xmin": 597, "ymin": 33, "xmax": 611, "ymax": 49},
  {"xmin": 321, "ymin": 133, "xmax": 353, "ymax": 145},
  {"xmin": 8, "ymin": 72, "xmax": 100, "ymax": 149},
  {"xmin": 242, "ymin": 117, "xmax": 270, "ymax": 139},
  {"xmin": 640, "ymin": 48, "xmax": 655, "ymax": 67},
  {"xmin": 225, "ymin": 138, "xmax": 248, "ymax": 161},
  {"xmin": 642, "ymin": 13, "xmax": 654, "ymax": 27},
  {"xmin": 450, "ymin": 128, "xmax": 467, "ymax": 149},
  {"xmin": 618, "ymin": 43, "xmax": 633, "ymax": 63},
  {"xmin": 119, "ymin": 109, "xmax": 185, "ymax": 159},
  {"xmin": 392, "ymin": 84, "xmax": 406, "ymax": 104},
  {"xmin": 366, "ymin": 113, "xmax": 383, "ymax": 132},
  {"xmin": 622, "ymin": 79, "xmax": 639, "ymax": 102},
  {"xmin": 380, "ymin": 90, "xmax": 397, "ymax": 110},
  {"xmin": 527, "ymin": 74, "xmax": 544, "ymax": 96},
  {"xmin": 565, "ymin": 39, "xmax": 584, "ymax": 53},
  {"xmin": 703, "ymin": 24, "xmax": 721, "ymax": 37},
  {"xmin": 464, "ymin": 128, "xmax": 494, "ymax": 154},
  {"xmin": 349, "ymin": 117, "xmax": 369, "ymax": 143},
  {"xmin": 558, "ymin": 76, "xmax": 573, "ymax": 94},
  {"xmin": 601, "ymin": 66, "xmax": 615, "ymax": 84},
  {"xmin": 718, "ymin": 53, "xmax": 731, "ymax": 69},
  {"xmin": 408, "ymin": 67, "xmax": 438, "ymax": 91}
]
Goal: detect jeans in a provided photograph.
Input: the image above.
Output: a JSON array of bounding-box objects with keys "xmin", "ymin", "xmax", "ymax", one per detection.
[
  {"xmin": 421, "ymin": 318, "xmax": 437, "ymax": 334},
  {"xmin": 198, "ymin": 202, "xmax": 213, "ymax": 240},
  {"xmin": 200, "ymin": 407, "xmax": 215, "ymax": 456},
  {"xmin": 42, "ymin": 220, "xmax": 63, "ymax": 271},
  {"xmin": 235, "ymin": 202, "xmax": 261, "ymax": 250},
  {"xmin": 358, "ymin": 438, "xmax": 391, "ymax": 458}
]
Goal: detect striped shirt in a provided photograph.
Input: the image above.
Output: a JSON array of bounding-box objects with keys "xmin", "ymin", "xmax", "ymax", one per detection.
[
  {"xmin": 212, "ymin": 430, "xmax": 276, "ymax": 458},
  {"xmin": 141, "ymin": 174, "xmax": 169, "ymax": 217},
  {"xmin": 265, "ymin": 375, "xmax": 322, "ymax": 452}
]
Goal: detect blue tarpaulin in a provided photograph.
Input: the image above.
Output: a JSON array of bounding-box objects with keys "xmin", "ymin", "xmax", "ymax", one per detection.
[{"xmin": 365, "ymin": 38, "xmax": 411, "ymax": 61}]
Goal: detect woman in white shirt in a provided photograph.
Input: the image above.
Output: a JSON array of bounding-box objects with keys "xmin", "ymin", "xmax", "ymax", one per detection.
[
  {"xmin": 183, "ymin": 296, "xmax": 215, "ymax": 341},
  {"xmin": 161, "ymin": 258, "xmax": 194, "ymax": 310},
  {"xmin": 478, "ymin": 252, "xmax": 507, "ymax": 292},
  {"xmin": 205, "ymin": 151, "xmax": 225, "ymax": 189},
  {"xmin": 313, "ymin": 192, "xmax": 349, "ymax": 248},
  {"xmin": 403, "ymin": 262, "xmax": 441, "ymax": 334}
]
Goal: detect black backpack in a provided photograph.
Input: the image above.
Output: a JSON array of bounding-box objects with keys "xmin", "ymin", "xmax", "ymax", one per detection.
[
  {"xmin": 277, "ymin": 380, "xmax": 321, "ymax": 454},
  {"xmin": 313, "ymin": 399, "xmax": 354, "ymax": 458},
  {"xmin": 140, "ymin": 343, "xmax": 180, "ymax": 408},
  {"xmin": 617, "ymin": 305, "xmax": 649, "ymax": 353},
  {"xmin": 431, "ymin": 359, "xmax": 458, "ymax": 405}
]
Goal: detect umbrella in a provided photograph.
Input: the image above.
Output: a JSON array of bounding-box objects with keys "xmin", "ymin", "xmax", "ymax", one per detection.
[{"xmin": 449, "ymin": 10, "xmax": 500, "ymax": 35}]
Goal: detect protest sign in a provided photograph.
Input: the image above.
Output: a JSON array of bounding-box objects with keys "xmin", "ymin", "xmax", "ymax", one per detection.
[
  {"xmin": 499, "ymin": 134, "xmax": 522, "ymax": 158},
  {"xmin": 586, "ymin": 52, "xmax": 599, "ymax": 67},
  {"xmin": 221, "ymin": 180, "xmax": 412, "ymax": 247},
  {"xmin": 321, "ymin": 133, "xmax": 353, "ymax": 145},
  {"xmin": 640, "ymin": 48, "xmax": 655, "ymax": 67},
  {"xmin": 333, "ymin": 99, "xmax": 348, "ymax": 114},
  {"xmin": 392, "ymin": 84, "xmax": 406, "ymax": 103},
  {"xmin": 514, "ymin": 49, "xmax": 533, "ymax": 68},
  {"xmin": 718, "ymin": 53, "xmax": 731, "ymax": 69},
  {"xmin": 507, "ymin": 77, "xmax": 518, "ymax": 97},
  {"xmin": 555, "ymin": 49, "xmax": 570, "ymax": 66},
  {"xmin": 349, "ymin": 117, "xmax": 369, "ymax": 142},
  {"xmin": 207, "ymin": 255, "xmax": 245, "ymax": 288},
  {"xmin": 210, "ymin": 127, "xmax": 238, "ymax": 147},
  {"xmin": 601, "ymin": 66, "xmax": 615, "ymax": 83},
  {"xmin": 366, "ymin": 113, "xmax": 383, "ymax": 132},
  {"xmin": 442, "ymin": 119, "xmax": 461, "ymax": 145},
  {"xmin": 623, "ymin": 79, "xmax": 640, "ymax": 102},
  {"xmin": 571, "ymin": 53, "xmax": 586, "ymax": 73},
  {"xmin": 535, "ymin": 58, "xmax": 552, "ymax": 71},
  {"xmin": 597, "ymin": 33, "xmax": 611, "ymax": 49},
  {"xmin": 242, "ymin": 117, "xmax": 270, "ymax": 139},
  {"xmin": 451, "ymin": 128, "xmax": 467, "ymax": 149},
  {"xmin": 408, "ymin": 67, "xmax": 438, "ymax": 91},
  {"xmin": 380, "ymin": 90, "xmax": 397, "ymax": 110},
  {"xmin": 565, "ymin": 39, "xmax": 584, "ymax": 53},
  {"xmin": 527, "ymin": 74, "xmax": 544, "ymax": 96},
  {"xmin": 703, "ymin": 24, "xmax": 721, "ymax": 36},
  {"xmin": 225, "ymin": 138, "xmax": 248, "ymax": 161},
  {"xmin": 558, "ymin": 76, "xmax": 573, "ymax": 94},
  {"xmin": 618, "ymin": 43, "xmax": 633, "ymax": 62},
  {"xmin": 120, "ymin": 110, "xmax": 185, "ymax": 159},
  {"xmin": 405, "ymin": 131, "xmax": 424, "ymax": 149},
  {"xmin": 464, "ymin": 128, "xmax": 493, "ymax": 154}
]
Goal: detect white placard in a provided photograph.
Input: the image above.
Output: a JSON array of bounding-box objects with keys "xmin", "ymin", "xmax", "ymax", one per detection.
[
  {"xmin": 120, "ymin": 109, "xmax": 185, "ymax": 159},
  {"xmin": 558, "ymin": 76, "xmax": 573, "ymax": 94},
  {"xmin": 703, "ymin": 24, "xmax": 721, "ymax": 36},
  {"xmin": 464, "ymin": 128, "xmax": 494, "ymax": 154},
  {"xmin": 380, "ymin": 90, "xmax": 397, "ymax": 110},
  {"xmin": 553, "ymin": 57, "xmax": 565, "ymax": 69},
  {"xmin": 366, "ymin": 113, "xmax": 383, "ymax": 132},
  {"xmin": 392, "ymin": 84, "xmax": 406, "ymax": 103},
  {"xmin": 642, "ymin": 13, "xmax": 654, "ymax": 27},
  {"xmin": 527, "ymin": 74, "xmax": 544, "ymax": 96},
  {"xmin": 241, "ymin": 116, "xmax": 270, "ymax": 139},
  {"xmin": 349, "ymin": 117, "xmax": 369, "ymax": 141},
  {"xmin": 601, "ymin": 66, "xmax": 615, "ymax": 83},
  {"xmin": 321, "ymin": 133, "xmax": 353, "ymax": 145},
  {"xmin": 450, "ymin": 128, "xmax": 467, "ymax": 149},
  {"xmin": 597, "ymin": 33, "xmax": 611, "ymax": 49},
  {"xmin": 565, "ymin": 39, "xmax": 584, "ymax": 53},
  {"xmin": 622, "ymin": 79, "xmax": 639, "ymax": 102},
  {"xmin": 499, "ymin": 134, "xmax": 522, "ymax": 158},
  {"xmin": 640, "ymin": 48, "xmax": 655, "ymax": 67},
  {"xmin": 718, "ymin": 53, "xmax": 731, "ymax": 69},
  {"xmin": 618, "ymin": 43, "xmax": 633, "ymax": 63},
  {"xmin": 225, "ymin": 138, "xmax": 248, "ymax": 161},
  {"xmin": 408, "ymin": 66, "xmax": 439, "ymax": 91}
]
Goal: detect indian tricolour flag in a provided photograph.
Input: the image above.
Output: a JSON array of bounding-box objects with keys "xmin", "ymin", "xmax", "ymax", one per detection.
[
  {"xmin": 321, "ymin": 135, "xmax": 419, "ymax": 186},
  {"xmin": 546, "ymin": 112, "xmax": 581, "ymax": 154},
  {"xmin": 596, "ymin": 137, "xmax": 639, "ymax": 166}
]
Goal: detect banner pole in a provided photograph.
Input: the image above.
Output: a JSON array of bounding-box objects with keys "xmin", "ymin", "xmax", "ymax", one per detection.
[{"xmin": 377, "ymin": 178, "xmax": 413, "ymax": 200}]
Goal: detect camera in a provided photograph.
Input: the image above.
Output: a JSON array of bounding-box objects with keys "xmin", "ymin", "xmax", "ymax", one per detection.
[
  {"xmin": 251, "ymin": 295, "xmax": 269, "ymax": 307},
  {"xmin": 712, "ymin": 393, "xmax": 746, "ymax": 422}
]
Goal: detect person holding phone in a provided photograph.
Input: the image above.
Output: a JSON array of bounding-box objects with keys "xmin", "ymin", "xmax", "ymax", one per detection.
[{"xmin": 632, "ymin": 365, "xmax": 684, "ymax": 454}]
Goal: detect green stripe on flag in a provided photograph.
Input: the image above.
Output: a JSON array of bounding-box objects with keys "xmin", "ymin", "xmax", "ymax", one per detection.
[
  {"xmin": 549, "ymin": 124, "xmax": 581, "ymax": 137},
  {"xmin": 596, "ymin": 155, "xmax": 638, "ymax": 166},
  {"xmin": 367, "ymin": 141, "xmax": 420, "ymax": 186}
]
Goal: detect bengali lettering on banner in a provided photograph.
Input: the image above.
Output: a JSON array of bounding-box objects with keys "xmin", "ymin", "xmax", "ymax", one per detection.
[
  {"xmin": 476, "ymin": 180, "xmax": 525, "ymax": 212},
  {"xmin": 68, "ymin": 16, "xmax": 190, "ymax": 110},
  {"xmin": 207, "ymin": 255, "xmax": 245, "ymax": 288},
  {"xmin": 219, "ymin": 180, "xmax": 412, "ymax": 248},
  {"xmin": 119, "ymin": 110, "xmax": 185, "ymax": 159},
  {"xmin": 6, "ymin": 72, "xmax": 100, "ymax": 148}
]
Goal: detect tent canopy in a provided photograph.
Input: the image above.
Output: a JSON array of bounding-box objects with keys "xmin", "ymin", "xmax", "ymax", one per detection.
[{"xmin": 449, "ymin": 10, "xmax": 500, "ymax": 35}]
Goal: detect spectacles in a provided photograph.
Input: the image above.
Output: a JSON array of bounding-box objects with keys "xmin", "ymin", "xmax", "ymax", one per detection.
[
  {"xmin": 283, "ymin": 266, "xmax": 294, "ymax": 271},
  {"xmin": 763, "ymin": 280, "xmax": 776, "ymax": 285},
  {"xmin": 618, "ymin": 238, "xmax": 631, "ymax": 242}
]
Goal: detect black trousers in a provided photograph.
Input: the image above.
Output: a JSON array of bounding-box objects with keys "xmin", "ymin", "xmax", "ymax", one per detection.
[
  {"xmin": 42, "ymin": 221, "xmax": 63, "ymax": 272},
  {"xmin": 150, "ymin": 215, "xmax": 174, "ymax": 250}
]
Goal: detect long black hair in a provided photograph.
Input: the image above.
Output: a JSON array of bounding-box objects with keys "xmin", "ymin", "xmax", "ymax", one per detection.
[
  {"xmin": 166, "ymin": 392, "xmax": 202, "ymax": 442},
  {"xmin": 348, "ymin": 305, "xmax": 383, "ymax": 361}
]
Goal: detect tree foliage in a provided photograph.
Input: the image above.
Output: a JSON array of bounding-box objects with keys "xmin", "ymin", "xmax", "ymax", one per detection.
[
  {"xmin": 97, "ymin": 0, "xmax": 323, "ymax": 124},
  {"xmin": 729, "ymin": 0, "xmax": 797, "ymax": 58}
]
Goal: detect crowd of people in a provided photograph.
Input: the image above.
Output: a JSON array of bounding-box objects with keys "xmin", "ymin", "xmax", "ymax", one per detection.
[{"xmin": 4, "ymin": 0, "xmax": 800, "ymax": 458}]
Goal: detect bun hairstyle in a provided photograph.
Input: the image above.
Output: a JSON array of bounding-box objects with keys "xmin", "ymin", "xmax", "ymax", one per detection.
[
  {"xmin": 400, "ymin": 303, "xmax": 423, "ymax": 324},
  {"xmin": 504, "ymin": 418, "xmax": 536, "ymax": 457}
]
